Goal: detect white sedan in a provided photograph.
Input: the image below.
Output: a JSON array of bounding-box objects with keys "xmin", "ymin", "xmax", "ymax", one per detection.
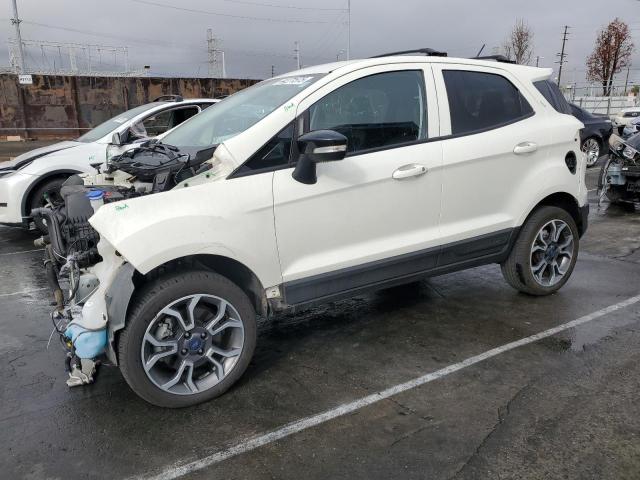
[
  {"xmin": 0, "ymin": 96, "xmax": 218, "ymax": 232},
  {"xmin": 612, "ymin": 106, "xmax": 640, "ymax": 133}
]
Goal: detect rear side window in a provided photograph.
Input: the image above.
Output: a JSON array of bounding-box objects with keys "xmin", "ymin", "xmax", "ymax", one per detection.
[
  {"xmin": 443, "ymin": 70, "xmax": 533, "ymax": 136},
  {"xmin": 534, "ymin": 80, "xmax": 571, "ymax": 115},
  {"xmin": 308, "ymin": 70, "xmax": 427, "ymax": 154}
]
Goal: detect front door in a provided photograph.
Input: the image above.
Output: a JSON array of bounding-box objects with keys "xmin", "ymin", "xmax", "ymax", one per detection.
[{"xmin": 272, "ymin": 65, "xmax": 443, "ymax": 304}]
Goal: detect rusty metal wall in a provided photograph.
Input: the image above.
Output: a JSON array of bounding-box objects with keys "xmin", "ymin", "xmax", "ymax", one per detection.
[{"xmin": 0, "ymin": 74, "xmax": 259, "ymax": 140}]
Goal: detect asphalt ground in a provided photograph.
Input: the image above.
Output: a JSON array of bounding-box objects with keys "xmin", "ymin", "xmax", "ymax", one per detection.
[{"xmin": 1, "ymin": 165, "xmax": 639, "ymax": 479}]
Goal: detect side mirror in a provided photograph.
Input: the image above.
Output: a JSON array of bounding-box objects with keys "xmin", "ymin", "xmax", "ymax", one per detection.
[
  {"xmin": 111, "ymin": 129, "xmax": 130, "ymax": 146},
  {"xmin": 292, "ymin": 130, "xmax": 348, "ymax": 185}
]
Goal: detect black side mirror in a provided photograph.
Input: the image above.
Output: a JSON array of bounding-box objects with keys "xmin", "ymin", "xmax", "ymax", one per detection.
[{"xmin": 292, "ymin": 130, "xmax": 348, "ymax": 184}]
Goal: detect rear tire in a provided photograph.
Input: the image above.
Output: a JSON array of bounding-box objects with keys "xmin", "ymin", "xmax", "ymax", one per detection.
[
  {"xmin": 501, "ymin": 206, "xmax": 579, "ymax": 296},
  {"xmin": 118, "ymin": 270, "xmax": 257, "ymax": 408},
  {"xmin": 29, "ymin": 176, "xmax": 67, "ymax": 233}
]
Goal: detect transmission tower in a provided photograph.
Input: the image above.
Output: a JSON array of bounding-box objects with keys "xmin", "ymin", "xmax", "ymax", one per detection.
[{"xmin": 207, "ymin": 29, "xmax": 226, "ymax": 78}]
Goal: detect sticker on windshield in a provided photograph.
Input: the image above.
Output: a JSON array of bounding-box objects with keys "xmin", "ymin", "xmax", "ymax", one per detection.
[
  {"xmin": 273, "ymin": 76, "xmax": 314, "ymax": 86},
  {"xmin": 112, "ymin": 117, "xmax": 128, "ymax": 124}
]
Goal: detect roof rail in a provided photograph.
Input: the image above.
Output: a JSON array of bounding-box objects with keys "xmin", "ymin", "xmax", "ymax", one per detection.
[
  {"xmin": 371, "ymin": 48, "xmax": 448, "ymax": 58},
  {"xmin": 152, "ymin": 94, "xmax": 184, "ymax": 102},
  {"xmin": 474, "ymin": 55, "xmax": 516, "ymax": 64}
]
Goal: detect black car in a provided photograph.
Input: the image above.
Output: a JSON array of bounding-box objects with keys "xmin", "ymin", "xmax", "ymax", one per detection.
[
  {"xmin": 569, "ymin": 103, "xmax": 613, "ymax": 167},
  {"xmin": 533, "ymin": 80, "xmax": 613, "ymax": 168}
]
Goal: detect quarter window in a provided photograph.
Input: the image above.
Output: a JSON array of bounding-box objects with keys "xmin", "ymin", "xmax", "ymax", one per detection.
[
  {"xmin": 234, "ymin": 123, "xmax": 294, "ymax": 175},
  {"xmin": 443, "ymin": 70, "xmax": 533, "ymax": 135},
  {"xmin": 308, "ymin": 70, "xmax": 427, "ymax": 154}
]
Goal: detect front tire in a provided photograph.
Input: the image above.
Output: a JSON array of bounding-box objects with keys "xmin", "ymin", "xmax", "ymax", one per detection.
[
  {"xmin": 29, "ymin": 176, "xmax": 67, "ymax": 233},
  {"xmin": 501, "ymin": 206, "xmax": 579, "ymax": 296},
  {"xmin": 118, "ymin": 270, "xmax": 257, "ymax": 408}
]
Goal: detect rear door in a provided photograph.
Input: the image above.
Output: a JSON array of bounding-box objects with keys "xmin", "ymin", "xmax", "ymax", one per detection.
[
  {"xmin": 272, "ymin": 64, "xmax": 443, "ymax": 304},
  {"xmin": 432, "ymin": 64, "xmax": 552, "ymax": 261}
]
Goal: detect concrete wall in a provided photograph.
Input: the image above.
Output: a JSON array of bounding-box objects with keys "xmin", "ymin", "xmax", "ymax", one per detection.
[{"xmin": 0, "ymin": 74, "xmax": 259, "ymax": 140}]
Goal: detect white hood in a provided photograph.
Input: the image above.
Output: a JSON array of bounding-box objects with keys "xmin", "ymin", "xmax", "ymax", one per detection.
[{"xmin": 1, "ymin": 141, "xmax": 81, "ymax": 169}]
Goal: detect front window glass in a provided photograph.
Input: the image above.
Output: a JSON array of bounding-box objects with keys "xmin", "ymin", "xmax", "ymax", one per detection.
[
  {"xmin": 162, "ymin": 75, "xmax": 323, "ymax": 148},
  {"xmin": 308, "ymin": 70, "xmax": 427, "ymax": 154},
  {"xmin": 77, "ymin": 103, "xmax": 159, "ymax": 143}
]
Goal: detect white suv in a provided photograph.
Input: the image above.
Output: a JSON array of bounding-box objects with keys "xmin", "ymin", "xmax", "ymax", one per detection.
[
  {"xmin": 54, "ymin": 51, "xmax": 588, "ymax": 407},
  {"xmin": 0, "ymin": 96, "xmax": 217, "ymax": 232}
]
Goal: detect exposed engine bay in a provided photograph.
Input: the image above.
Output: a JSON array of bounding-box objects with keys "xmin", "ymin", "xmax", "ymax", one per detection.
[{"xmin": 31, "ymin": 141, "xmax": 217, "ymax": 387}]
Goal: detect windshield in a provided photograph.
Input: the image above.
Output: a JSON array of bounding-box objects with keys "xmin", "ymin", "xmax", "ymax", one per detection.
[
  {"xmin": 162, "ymin": 74, "xmax": 324, "ymax": 148},
  {"xmin": 77, "ymin": 103, "xmax": 160, "ymax": 143}
]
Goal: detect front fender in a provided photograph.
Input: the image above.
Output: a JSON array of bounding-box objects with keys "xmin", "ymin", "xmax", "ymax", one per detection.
[{"xmin": 89, "ymin": 173, "xmax": 282, "ymax": 289}]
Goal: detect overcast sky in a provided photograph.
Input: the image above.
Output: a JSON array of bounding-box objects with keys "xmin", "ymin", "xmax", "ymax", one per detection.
[{"xmin": 1, "ymin": 0, "xmax": 640, "ymax": 85}]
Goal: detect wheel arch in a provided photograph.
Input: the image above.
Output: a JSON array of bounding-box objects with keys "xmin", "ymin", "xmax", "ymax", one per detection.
[
  {"xmin": 523, "ymin": 192, "xmax": 585, "ymax": 236},
  {"xmin": 21, "ymin": 169, "xmax": 81, "ymax": 217},
  {"xmin": 107, "ymin": 254, "xmax": 268, "ymax": 366},
  {"xmin": 135, "ymin": 253, "xmax": 267, "ymax": 316}
]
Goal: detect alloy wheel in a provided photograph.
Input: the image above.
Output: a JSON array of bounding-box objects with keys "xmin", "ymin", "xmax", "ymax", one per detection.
[
  {"xmin": 530, "ymin": 219, "xmax": 575, "ymax": 287},
  {"xmin": 141, "ymin": 294, "xmax": 245, "ymax": 395},
  {"xmin": 581, "ymin": 138, "xmax": 600, "ymax": 167}
]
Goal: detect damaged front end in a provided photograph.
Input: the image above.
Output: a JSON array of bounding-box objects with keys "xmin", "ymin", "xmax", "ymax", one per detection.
[
  {"xmin": 600, "ymin": 133, "xmax": 640, "ymax": 206},
  {"xmin": 32, "ymin": 142, "xmax": 221, "ymax": 387}
]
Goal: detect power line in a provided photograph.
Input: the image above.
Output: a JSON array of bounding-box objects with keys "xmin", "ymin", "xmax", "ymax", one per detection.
[
  {"xmin": 209, "ymin": 0, "xmax": 346, "ymax": 11},
  {"xmin": 129, "ymin": 0, "xmax": 335, "ymax": 24}
]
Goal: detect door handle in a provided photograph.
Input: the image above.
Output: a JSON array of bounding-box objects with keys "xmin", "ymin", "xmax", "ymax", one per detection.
[
  {"xmin": 513, "ymin": 141, "xmax": 538, "ymax": 154},
  {"xmin": 392, "ymin": 163, "xmax": 428, "ymax": 180}
]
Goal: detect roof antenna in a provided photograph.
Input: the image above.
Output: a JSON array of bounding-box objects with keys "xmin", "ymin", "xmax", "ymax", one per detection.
[{"xmin": 475, "ymin": 44, "xmax": 486, "ymax": 58}]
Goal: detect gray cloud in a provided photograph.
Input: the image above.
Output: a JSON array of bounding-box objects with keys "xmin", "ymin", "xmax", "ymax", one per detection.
[{"xmin": 1, "ymin": 0, "xmax": 639, "ymax": 85}]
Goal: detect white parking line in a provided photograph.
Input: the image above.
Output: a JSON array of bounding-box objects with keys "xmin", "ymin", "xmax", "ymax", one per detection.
[
  {"xmin": 135, "ymin": 294, "xmax": 640, "ymax": 480},
  {"xmin": 0, "ymin": 248, "xmax": 44, "ymax": 256},
  {"xmin": 0, "ymin": 287, "xmax": 47, "ymax": 298}
]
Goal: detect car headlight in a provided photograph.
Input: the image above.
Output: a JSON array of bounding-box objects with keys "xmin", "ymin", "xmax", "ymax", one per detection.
[
  {"xmin": 609, "ymin": 134, "xmax": 626, "ymax": 151},
  {"xmin": 623, "ymin": 145, "xmax": 638, "ymax": 160},
  {"xmin": 106, "ymin": 144, "xmax": 120, "ymax": 163}
]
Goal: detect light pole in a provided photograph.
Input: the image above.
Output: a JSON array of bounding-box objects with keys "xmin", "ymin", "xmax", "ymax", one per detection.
[
  {"xmin": 10, "ymin": 0, "xmax": 26, "ymax": 74},
  {"xmin": 347, "ymin": 0, "xmax": 351, "ymax": 60}
]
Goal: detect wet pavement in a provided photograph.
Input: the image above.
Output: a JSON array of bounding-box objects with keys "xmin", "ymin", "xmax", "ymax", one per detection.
[{"xmin": 1, "ymin": 166, "xmax": 639, "ymax": 479}]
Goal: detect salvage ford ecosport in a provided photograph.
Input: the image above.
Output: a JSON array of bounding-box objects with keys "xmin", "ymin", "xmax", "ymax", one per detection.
[{"xmin": 42, "ymin": 49, "xmax": 589, "ymax": 407}]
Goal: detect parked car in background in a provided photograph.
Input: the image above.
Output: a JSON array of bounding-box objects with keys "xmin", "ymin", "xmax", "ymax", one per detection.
[
  {"xmin": 46, "ymin": 52, "xmax": 588, "ymax": 407},
  {"xmin": 622, "ymin": 116, "xmax": 640, "ymax": 138},
  {"xmin": 612, "ymin": 107, "xmax": 640, "ymax": 134},
  {"xmin": 0, "ymin": 96, "xmax": 218, "ymax": 232},
  {"xmin": 569, "ymin": 103, "xmax": 613, "ymax": 167}
]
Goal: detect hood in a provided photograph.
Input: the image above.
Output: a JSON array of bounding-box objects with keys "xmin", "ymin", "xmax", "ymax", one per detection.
[{"xmin": 0, "ymin": 141, "xmax": 81, "ymax": 170}]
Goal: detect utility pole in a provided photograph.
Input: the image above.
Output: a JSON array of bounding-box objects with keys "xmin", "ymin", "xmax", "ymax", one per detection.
[
  {"xmin": 271, "ymin": 65, "xmax": 275, "ymax": 77},
  {"xmin": 347, "ymin": 0, "xmax": 351, "ymax": 60},
  {"xmin": 294, "ymin": 41, "xmax": 301, "ymax": 70},
  {"xmin": 556, "ymin": 25, "xmax": 570, "ymax": 86},
  {"xmin": 10, "ymin": 0, "xmax": 26, "ymax": 74},
  {"xmin": 535, "ymin": 56, "xmax": 541, "ymax": 67},
  {"xmin": 624, "ymin": 64, "xmax": 631, "ymax": 95}
]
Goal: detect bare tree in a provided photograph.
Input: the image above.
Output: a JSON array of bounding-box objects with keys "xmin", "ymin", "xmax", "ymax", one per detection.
[
  {"xmin": 502, "ymin": 19, "xmax": 534, "ymax": 64},
  {"xmin": 586, "ymin": 18, "xmax": 634, "ymax": 96}
]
